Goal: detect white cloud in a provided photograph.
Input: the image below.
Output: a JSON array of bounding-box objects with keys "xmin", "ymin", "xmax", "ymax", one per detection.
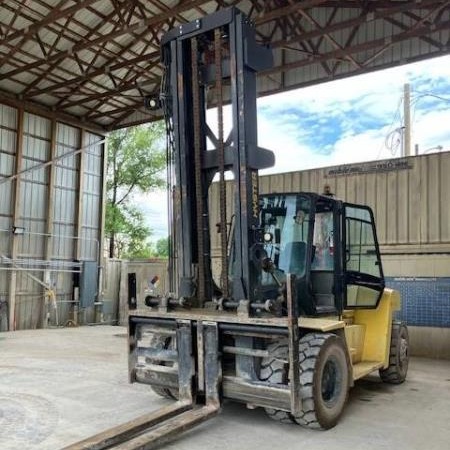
[
  {"xmin": 139, "ymin": 55, "xmax": 450, "ymax": 240},
  {"xmin": 259, "ymin": 55, "xmax": 450, "ymax": 169},
  {"xmin": 412, "ymin": 108, "xmax": 450, "ymax": 152},
  {"xmin": 134, "ymin": 190, "xmax": 168, "ymax": 241}
]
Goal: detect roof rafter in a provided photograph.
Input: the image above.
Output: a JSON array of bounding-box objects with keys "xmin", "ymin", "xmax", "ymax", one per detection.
[
  {"xmin": 0, "ymin": 0, "xmax": 448, "ymax": 130},
  {"xmin": 0, "ymin": 0, "xmax": 210, "ymax": 81},
  {"xmin": 2, "ymin": 0, "xmax": 102, "ymax": 45}
]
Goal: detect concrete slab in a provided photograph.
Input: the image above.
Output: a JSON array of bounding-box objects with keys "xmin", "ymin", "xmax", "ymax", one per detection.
[{"xmin": 1, "ymin": 326, "xmax": 450, "ymax": 450}]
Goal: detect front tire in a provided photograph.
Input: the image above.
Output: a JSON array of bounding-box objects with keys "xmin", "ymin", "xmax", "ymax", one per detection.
[
  {"xmin": 260, "ymin": 341, "xmax": 294, "ymax": 424},
  {"xmin": 295, "ymin": 333, "xmax": 349, "ymax": 430},
  {"xmin": 379, "ymin": 322, "xmax": 409, "ymax": 384},
  {"xmin": 260, "ymin": 333, "xmax": 350, "ymax": 429}
]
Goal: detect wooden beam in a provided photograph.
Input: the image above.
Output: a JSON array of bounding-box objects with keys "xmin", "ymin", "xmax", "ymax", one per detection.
[
  {"xmin": 42, "ymin": 118, "xmax": 58, "ymax": 328},
  {"xmin": 26, "ymin": 50, "xmax": 160, "ymax": 98},
  {"xmin": 269, "ymin": 0, "xmax": 444, "ymax": 49},
  {"xmin": 0, "ymin": 0, "xmax": 208, "ymax": 81},
  {"xmin": 0, "ymin": 0, "xmax": 147, "ymax": 78},
  {"xmin": 1, "ymin": 0, "xmax": 102, "ymax": 46},
  {"xmin": 0, "ymin": 90, "xmax": 107, "ymax": 134},
  {"xmin": 71, "ymin": 128, "xmax": 87, "ymax": 326},
  {"xmin": 8, "ymin": 108, "xmax": 24, "ymax": 331},
  {"xmin": 263, "ymin": 19, "xmax": 450, "ymax": 77},
  {"xmin": 254, "ymin": 0, "xmax": 328, "ymax": 25},
  {"xmin": 57, "ymin": 77, "xmax": 157, "ymax": 109},
  {"xmin": 75, "ymin": 129, "xmax": 86, "ymax": 261}
]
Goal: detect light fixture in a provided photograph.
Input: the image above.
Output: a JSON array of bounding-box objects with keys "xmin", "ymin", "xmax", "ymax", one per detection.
[
  {"xmin": 144, "ymin": 95, "xmax": 160, "ymax": 111},
  {"xmin": 12, "ymin": 226, "xmax": 25, "ymax": 235}
]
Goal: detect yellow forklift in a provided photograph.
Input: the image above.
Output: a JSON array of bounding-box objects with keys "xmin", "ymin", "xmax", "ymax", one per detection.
[{"xmin": 64, "ymin": 7, "xmax": 408, "ymax": 450}]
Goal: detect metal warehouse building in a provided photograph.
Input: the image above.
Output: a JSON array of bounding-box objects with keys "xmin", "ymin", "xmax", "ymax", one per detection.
[
  {"xmin": 0, "ymin": 1, "xmax": 449, "ymax": 345},
  {"xmin": 0, "ymin": 105, "xmax": 106, "ymax": 331}
]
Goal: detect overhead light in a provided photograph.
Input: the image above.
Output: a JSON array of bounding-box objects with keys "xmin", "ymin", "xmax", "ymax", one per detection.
[
  {"xmin": 144, "ymin": 95, "xmax": 160, "ymax": 111},
  {"xmin": 12, "ymin": 226, "xmax": 25, "ymax": 235}
]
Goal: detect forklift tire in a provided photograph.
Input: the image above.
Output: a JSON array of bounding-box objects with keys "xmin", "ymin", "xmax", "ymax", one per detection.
[
  {"xmin": 148, "ymin": 334, "xmax": 179, "ymax": 400},
  {"xmin": 260, "ymin": 341, "xmax": 294, "ymax": 424},
  {"xmin": 294, "ymin": 333, "xmax": 349, "ymax": 430},
  {"xmin": 261, "ymin": 333, "xmax": 349, "ymax": 429},
  {"xmin": 379, "ymin": 322, "xmax": 409, "ymax": 384}
]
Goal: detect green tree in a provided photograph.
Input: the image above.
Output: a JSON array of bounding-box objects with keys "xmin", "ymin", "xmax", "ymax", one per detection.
[
  {"xmin": 106, "ymin": 123, "xmax": 166, "ymax": 258},
  {"xmin": 155, "ymin": 237, "xmax": 169, "ymax": 258}
]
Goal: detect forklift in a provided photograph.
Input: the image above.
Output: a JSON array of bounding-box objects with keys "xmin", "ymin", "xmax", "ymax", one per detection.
[{"xmin": 65, "ymin": 7, "xmax": 409, "ymax": 450}]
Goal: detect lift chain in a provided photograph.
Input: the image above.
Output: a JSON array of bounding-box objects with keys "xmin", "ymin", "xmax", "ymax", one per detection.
[
  {"xmin": 214, "ymin": 28, "xmax": 229, "ymax": 299},
  {"xmin": 191, "ymin": 37, "xmax": 206, "ymax": 304}
]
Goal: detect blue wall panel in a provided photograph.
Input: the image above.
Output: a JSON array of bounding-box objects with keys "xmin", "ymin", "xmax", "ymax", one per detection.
[{"xmin": 386, "ymin": 277, "xmax": 450, "ymax": 328}]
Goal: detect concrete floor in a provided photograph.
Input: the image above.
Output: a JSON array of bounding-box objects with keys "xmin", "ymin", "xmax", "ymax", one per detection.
[{"xmin": 1, "ymin": 326, "xmax": 450, "ymax": 450}]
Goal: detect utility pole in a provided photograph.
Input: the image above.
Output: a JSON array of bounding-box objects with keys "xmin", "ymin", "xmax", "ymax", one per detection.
[{"xmin": 403, "ymin": 83, "xmax": 412, "ymax": 157}]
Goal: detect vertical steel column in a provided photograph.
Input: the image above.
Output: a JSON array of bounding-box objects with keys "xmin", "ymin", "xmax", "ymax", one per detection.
[
  {"xmin": 98, "ymin": 136, "xmax": 108, "ymax": 318},
  {"xmin": 229, "ymin": 16, "xmax": 260, "ymax": 301},
  {"xmin": 172, "ymin": 37, "xmax": 195, "ymax": 300},
  {"xmin": 191, "ymin": 37, "xmax": 206, "ymax": 305},
  {"xmin": 8, "ymin": 107, "xmax": 24, "ymax": 331}
]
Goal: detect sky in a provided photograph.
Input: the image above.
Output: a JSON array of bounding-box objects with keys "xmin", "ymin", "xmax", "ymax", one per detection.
[{"xmin": 139, "ymin": 55, "xmax": 450, "ymax": 242}]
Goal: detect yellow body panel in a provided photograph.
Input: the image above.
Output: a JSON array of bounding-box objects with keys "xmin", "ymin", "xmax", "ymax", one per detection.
[
  {"xmin": 351, "ymin": 288, "xmax": 401, "ymax": 369},
  {"xmin": 352, "ymin": 361, "xmax": 384, "ymax": 380},
  {"xmin": 344, "ymin": 324, "xmax": 365, "ymax": 364},
  {"xmin": 298, "ymin": 317, "xmax": 345, "ymax": 332}
]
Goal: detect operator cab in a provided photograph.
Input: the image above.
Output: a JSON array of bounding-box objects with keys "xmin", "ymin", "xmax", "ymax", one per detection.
[{"xmin": 259, "ymin": 193, "xmax": 385, "ymax": 316}]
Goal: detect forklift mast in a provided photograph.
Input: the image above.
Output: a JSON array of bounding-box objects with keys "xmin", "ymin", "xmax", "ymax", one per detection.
[
  {"xmin": 64, "ymin": 8, "xmax": 408, "ymax": 450},
  {"xmin": 160, "ymin": 8, "xmax": 274, "ymax": 305}
]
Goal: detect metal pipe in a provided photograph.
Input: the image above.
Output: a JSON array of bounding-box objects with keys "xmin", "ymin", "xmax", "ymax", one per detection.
[
  {"xmin": 0, "ymin": 267, "xmax": 81, "ymax": 273},
  {"xmin": 129, "ymin": 317, "xmax": 176, "ymax": 327},
  {"xmin": 0, "ymin": 228, "xmax": 100, "ymax": 262},
  {"xmin": 219, "ymin": 323, "xmax": 287, "ymax": 336},
  {"xmin": 129, "ymin": 316, "xmax": 289, "ymax": 336},
  {"xmin": 0, "ymin": 138, "xmax": 106, "ymax": 186},
  {"xmin": 1, "ymin": 259, "xmax": 82, "ymax": 268}
]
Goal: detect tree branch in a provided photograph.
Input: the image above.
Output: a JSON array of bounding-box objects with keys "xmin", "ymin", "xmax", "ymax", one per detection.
[{"xmin": 116, "ymin": 182, "xmax": 137, "ymax": 205}]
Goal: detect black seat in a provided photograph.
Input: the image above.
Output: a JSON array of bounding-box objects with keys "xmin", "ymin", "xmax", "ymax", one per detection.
[{"xmin": 311, "ymin": 271, "xmax": 337, "ymax": 314}]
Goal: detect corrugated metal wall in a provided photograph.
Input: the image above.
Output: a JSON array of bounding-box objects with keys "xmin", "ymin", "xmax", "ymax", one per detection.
[
  {"xmin": 209, "ymin": 154, "xmax": 450, "ymax": 331},
  {"xmin": 209, "ymin": 152, "xmax": 450, "ymax": 301},
  {"xmin": 210, "ymin": 153, "xmax": 450, "ymax": 254},
  {"xmin": 0, "ymin": 103, "xmax": 105, "ymax": 331},
  {"xmin": 261, "ymin": 154, "xmax": 450, "ymax": 248},
  {"xmin": 0, "ymin": 104, "xmax": 17, "ymax": 331}
]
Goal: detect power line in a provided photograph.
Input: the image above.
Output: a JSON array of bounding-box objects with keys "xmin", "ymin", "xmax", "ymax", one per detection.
[{"xmin": 376, "ymin": 94, "xmax": 403, "ymax": 160}]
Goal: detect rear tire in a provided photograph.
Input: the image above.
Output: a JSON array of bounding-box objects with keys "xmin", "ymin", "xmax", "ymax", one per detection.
[
  {"xmin": 379, "ymin": 322, "xmax": 409, "ymax": 384},
  {"xmin": 260, "ymin": 333, "xmax": 350, "ymax": 429}
]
